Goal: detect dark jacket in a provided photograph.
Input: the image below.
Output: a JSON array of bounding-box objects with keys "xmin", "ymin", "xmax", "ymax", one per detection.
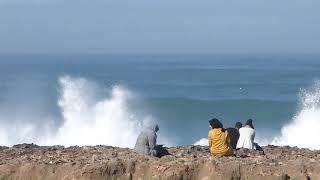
[{"xmin": 226, "ymin": 127, "xmax": 240, "ymax": 149}]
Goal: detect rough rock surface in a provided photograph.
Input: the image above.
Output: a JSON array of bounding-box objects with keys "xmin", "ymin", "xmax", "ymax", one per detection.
[{"xmin": 0, "ymin": 144, "xmax": 319, "ymax": 180}]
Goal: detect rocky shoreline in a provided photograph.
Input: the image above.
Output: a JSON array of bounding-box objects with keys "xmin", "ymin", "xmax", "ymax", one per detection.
[{"xmin": 0, "ymin": 144, "xmax": 319, "ymax": 180}]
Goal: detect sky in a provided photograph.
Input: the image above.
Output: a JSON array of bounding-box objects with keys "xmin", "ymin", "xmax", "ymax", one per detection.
[{"xmin": 0, "ymin": 0, "xmax": 319, "ymax": 54}]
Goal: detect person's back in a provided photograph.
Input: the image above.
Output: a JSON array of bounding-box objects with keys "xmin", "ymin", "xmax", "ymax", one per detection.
[
  {"xmin": 236, "ymin": 119, "xmax": 255, "ymax": 149},
  {"xmin": 226, "ymin": 122, "xmax": 242, "ymax": 149},
  {"xmin": 226, "ymin": 128, "xmax": 240, "ymax": 149},
  {"xmin": 208, "ymin": 119, "xmax": 233, "ymax": 157},
  {"xmin": 134, "ymin": 124, "xmax": 159, "ymax": 156}
]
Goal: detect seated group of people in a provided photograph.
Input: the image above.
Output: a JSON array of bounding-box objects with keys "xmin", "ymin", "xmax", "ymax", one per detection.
[
  {"xmin": 133, "ymin": 118, "xmax": 258, "ymax": 157},
  {"xmin": 208, "ymin": 118, "xmax": 257, "ymax": 157}
]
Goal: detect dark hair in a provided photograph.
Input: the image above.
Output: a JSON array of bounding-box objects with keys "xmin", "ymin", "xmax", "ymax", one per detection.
[
  {"xmin": 246, "ymin": 119, "xmax": 254, "ymax": 129},
  {"xmin": 235, "ymin": 122, "xmax": 243, "ymax": 129},
  {"xmin": 155, "ymin": 124, "xmax": 159, "ymax": 132},
  {"xmin": 209, "ymin": 118, "xmax": 223, "ymax": 129}
]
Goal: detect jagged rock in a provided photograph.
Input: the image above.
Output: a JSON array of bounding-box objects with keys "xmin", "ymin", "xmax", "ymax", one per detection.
[
  {"xmin": 0, "ymin": 146, "xmax": 9, "ymax": 150},
  {"xmin": 0, "ymin": 144, "xmax": 319, "ymax": 179},
  {"xmin": 12, "ymin": 143, "xmax": 39, "ymax": 149}
]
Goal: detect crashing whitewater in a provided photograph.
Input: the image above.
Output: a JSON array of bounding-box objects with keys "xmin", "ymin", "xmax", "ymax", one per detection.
[
  {"xmin": 1, "ymin": 76, "xmax": 320, "ymax": 150},
  {"xmin": 195, "ymin": 82, "xmax": 320, "ymax": 150},
  {"xmin": 0, "ymin": 76, "xmax": 170, "ymax": 148},
  {"xmin": 272, "ymin": 82, "xmax": 320, "ymax": 149}
]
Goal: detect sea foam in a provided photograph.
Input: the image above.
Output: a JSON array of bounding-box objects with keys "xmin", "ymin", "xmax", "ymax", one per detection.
[
  {"xmin": 194, "ymin": 82, "xmax": 320, "ymax": 149},
  {"xmin": 48, "ymin": 76, "xmax": 142, "ymax": 147},
  {"xmin": 272, "ymin": 81, "xmax": 320, "ymax": 149},
  {"xmin": 0, "ymin": 76, "xmax": 166, "ymax": 148},
  {"xmin": 194, "ymin": 138, "xmax": 208, "ymax": 146}
]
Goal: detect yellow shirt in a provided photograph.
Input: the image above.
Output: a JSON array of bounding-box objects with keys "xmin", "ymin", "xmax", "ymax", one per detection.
[{"xmin": 208, "ymin": 128, "xmax": 233, "ymax": 157}]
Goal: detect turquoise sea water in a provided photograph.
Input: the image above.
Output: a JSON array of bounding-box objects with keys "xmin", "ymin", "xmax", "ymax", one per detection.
[{"xmin": 0, "ymin": 54, "xmax": 319, "ymax": 146}]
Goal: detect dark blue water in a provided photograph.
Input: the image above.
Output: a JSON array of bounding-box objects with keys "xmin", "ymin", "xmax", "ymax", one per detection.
[{"xmin": 0, "ymin": 54, "xmax": 319, "ymax": 145}]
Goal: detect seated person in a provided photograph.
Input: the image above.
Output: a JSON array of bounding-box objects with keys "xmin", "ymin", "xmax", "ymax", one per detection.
[
  {"xmin": 226, "ymin": 122, "xmax": 243, "ymax": 149},
  {"xmin": 208, "ymin": 118, "xmax": 233, "ymax": 157},
  {"xmin": 134, "ymin": 124, "xmax": 161, "ymax": 157},
  {"xmin": 236, "ymin": 119, "xmax": 255, "ymax": 149}
]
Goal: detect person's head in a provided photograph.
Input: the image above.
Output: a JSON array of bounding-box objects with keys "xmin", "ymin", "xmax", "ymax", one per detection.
[
  {"xmin": 245, "ymin": 119, "xmax": 254, "ymax": 129},
  {"xmin": 155, "ymin": 124, "xmax": 159, "ymax": 132},
  {"xmin": 235, "ymin": 122, "xmax": 243, "ymax": 130},
  {"xmin": 147, "ymin": 124, "xmax": 159, "ymax": 132},
  {"xmin": 209, "ymin": 118, "xmax": 223, "ymax": 129}
]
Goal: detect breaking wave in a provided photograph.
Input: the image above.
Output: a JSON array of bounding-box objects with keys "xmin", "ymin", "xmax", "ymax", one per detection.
[
  {"xmin": 272, "ymin": 81, "xmax": 320, "ymax": 149},
  {"xmin": 194, "ymin": 138, "xmax": 208, "ymax": 146},
  {"xmin": 2, "ymin": 75, "xmax": 320, "ymax": 150},
  {"xmin": 0, "ymin": 76, "xmax": 167, "ymax": 148},
  {"xmin": 194, "ymin": 82, "xmax": 320, "ymax": 150}
]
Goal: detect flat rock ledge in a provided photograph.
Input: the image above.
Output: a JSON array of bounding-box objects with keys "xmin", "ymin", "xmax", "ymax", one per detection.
[{"xmin": 0, "ymin": 144, "xmax": 319, "ymax": 180}]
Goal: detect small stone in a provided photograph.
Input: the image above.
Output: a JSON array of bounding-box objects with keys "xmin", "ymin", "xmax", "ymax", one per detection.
[
  {"xmin": 269, "ymin": 163, "xmax": 276, "ymax": 166},
  {"xmin": 281, "ymin": 174, "xmax": 290, "ymax": 180},
  {"xmin": 309, "ymin": 158, "xmax": 316, "ymax": 162}
]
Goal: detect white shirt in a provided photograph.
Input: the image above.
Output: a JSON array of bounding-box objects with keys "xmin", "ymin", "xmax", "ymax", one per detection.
[{"xmin": 236, "ymin": 126, "xmax": 255, "ymax": 149}]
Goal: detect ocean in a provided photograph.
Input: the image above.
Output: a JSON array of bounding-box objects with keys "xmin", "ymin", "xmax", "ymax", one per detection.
[{"xmin": 0, "ymin": 54, "xmax": 320, "ymax": 149}]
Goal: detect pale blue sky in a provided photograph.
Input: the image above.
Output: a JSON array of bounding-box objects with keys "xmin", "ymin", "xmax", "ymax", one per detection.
[{"xmin": 0, "ymin": 0, "xmax": 319, "ymax": 54}]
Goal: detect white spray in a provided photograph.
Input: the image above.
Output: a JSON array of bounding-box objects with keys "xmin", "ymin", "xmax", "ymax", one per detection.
[
  {"xmin": 0, "ymin": 76, "xmax": 167, "ymax": 148},
  {"xmin": 272, "ymin": 81, "xmax": 320, "ymax": 149},
  {"xmin": 48, "ymin": 76, "xmax": 143, "ymax": 147}
]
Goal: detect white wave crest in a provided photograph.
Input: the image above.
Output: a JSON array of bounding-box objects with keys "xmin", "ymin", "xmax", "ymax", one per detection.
[
  {"xmin": 272, "ymin": 81, "xmax": 320, "ymax": 149},
  {"xmin": 49, "ymin": 76, "xmax": 142, "ymax": 147},
  {"xmin": 0, "ymin": 75, "xmax": 165, "ymax": 148},
  {"xmin": 194, "ymin": 138, "xmax": 208, "ymax": 146}
]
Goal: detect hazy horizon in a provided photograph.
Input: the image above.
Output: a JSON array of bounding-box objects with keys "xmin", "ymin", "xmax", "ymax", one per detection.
[{"xmin": 0, "ymin": 0, "xmax": 319, "ymax": 54}]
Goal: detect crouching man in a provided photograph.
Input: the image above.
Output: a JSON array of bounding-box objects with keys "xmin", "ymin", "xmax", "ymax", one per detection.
[{"xmin": 134, "ymin": 124, "xmax": 160, "ymax": 157}]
